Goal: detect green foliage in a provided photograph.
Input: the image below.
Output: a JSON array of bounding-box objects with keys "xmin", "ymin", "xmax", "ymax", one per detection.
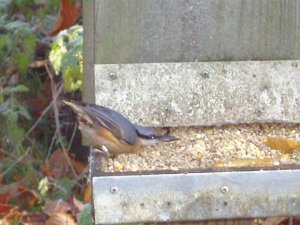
[
  {"xmin": 49, "ymin": 25, "xmax": 83, "ymax": 92},
  {"xmin": 2, "ymin": 0, "xmax": 60, "ymax": 21},
  {"xmin": 0, "ymin": 19, "xmax": 37, "ymax": 75},
  {"xmin": 0, "ymin": 84, "xmax": 31, "ymax": 145},
  {"xmin": 51, "ymin": 178, "xmax": 75, "ymax": 200},
  {"xmin": 77, "ymin": 204, "xmax": 93, "ymax": 225}
]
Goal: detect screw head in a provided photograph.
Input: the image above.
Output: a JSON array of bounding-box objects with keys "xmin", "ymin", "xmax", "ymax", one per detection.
[
  {"xmin": 220, "ymin": 186, "xmax": 229, "ymax": 193},
  {"xmin": 108, "ymin": 72, "xmax": 118, "ymax": 80},
  {"xmin": 201, "ymin": 70, "xmax": 209, "ymax": 78},
  {"xmin": 110, "ymin": 186, "xmax": 119, "ymax": 194}
]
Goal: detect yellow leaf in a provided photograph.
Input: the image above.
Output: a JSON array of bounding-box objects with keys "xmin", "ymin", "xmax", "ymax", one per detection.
[
  {"xmin": 83, "ymin": 184, "xmax": 91, "ymax": 203},
  {"xmin": 266, "ymin": 136, "xmax": 300, "ymax": 153},
  {"xmin": 214, "ymin": 158, "xmax": 275, "ymax": 167}
]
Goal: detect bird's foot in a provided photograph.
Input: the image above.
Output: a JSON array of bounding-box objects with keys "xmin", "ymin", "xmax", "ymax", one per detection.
[
  {"xmin": 100, "ymin": 145, "xmax": 110, "ymax": 158},
  {"xmin": 89, "ymin": 145, "xmax": 110, "ymax": 158}
]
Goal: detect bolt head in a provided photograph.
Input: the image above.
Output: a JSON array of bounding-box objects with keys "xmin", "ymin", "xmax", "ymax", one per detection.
[
  {"xmin": 201, "ymin": 70, "xmax": 209, "ymax": 78},
  {"xmin": 220, "ymin": 186, "xmax": 229, "ymax": 193},
  {"xmin": 110, "ymin": 186, "xmax": 119, "ymax": 194},
  {"xmin": 108, "ymin": 72, "xmax": 118, "ymax": 80}
]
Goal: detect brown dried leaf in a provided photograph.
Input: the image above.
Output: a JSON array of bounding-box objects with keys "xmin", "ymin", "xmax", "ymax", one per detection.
[
  {"xmin": 0, "ymin": 193, "xmax": 10, "ymax": 204},
  {"xmin": 16, "ymin": 186, "xmax": 39, "ymax": 208},
  {"xmin": 43, "ymin": 199, "xmax": 72, "ymax": 216},
  {"xmin": 22, "ymin": 213, "xmax": 47, "ymax": 225},
  {"xmin": 266, "ymin": 136, "xmax": 300, "ymax": 153},
  {"xmin": 50, "ymin": 0, "xmax": 79, "ymax": 36},
  {"xmin": 46, "ymin": 212, "xmax": 76, "ymax": 225},
  {"xmin": 0, "ymin": 218, "xmax": 10, "ymax": 225},
  {"xmin": 45, "ymin": 148, "xmax": 70, "ymax": 179},
  {"xmin": 0, "ymin": 203, "xmax": 21, "ymax": 221},
  {"xmin": 72, "ymin": 197, "xmax": 84, "ymax": 212},
  {"xmin": 29, "ymin": 60, "xmax": 49, "ymax": 68},
  {"xmin": 69, "ymin": 154, "xmax": 87, "ymax": 174}
]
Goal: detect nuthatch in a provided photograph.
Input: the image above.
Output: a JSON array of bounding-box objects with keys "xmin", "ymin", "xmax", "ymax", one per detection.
[{"xmin": 63, "ymin": 101, "xmax": 179, "ymax": 156}]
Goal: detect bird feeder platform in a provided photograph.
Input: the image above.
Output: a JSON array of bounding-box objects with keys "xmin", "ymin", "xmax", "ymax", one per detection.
[{"xmin": 83, "ymin": 0, "xmax": 300, "ymax": 224}]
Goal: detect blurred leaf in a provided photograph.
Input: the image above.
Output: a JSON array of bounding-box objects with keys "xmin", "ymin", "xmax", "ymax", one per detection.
[
  {"xmin": 46, "ymin": 148, "xmax": 70, "ymax": 179},
  {"xmin": 261, "ymin": 217, "xmax": 288, "ymax": 225},
  {"xmin": 63, "ymin": 65, "xmax": 82, "ymax": 92},
  {"xmin": 0, "ymin": 104, "xmax": 7, "ymax": 113},
  {"xmin": 1, "ymin": 85, "xmax": 28, "ymax": 96},
  {"xmin": 0, "ymin": 193, "xmax": 10, "ymax": 204},
  {"xmin": 5, "ymin": 21, "xmax": 31, "ymax": 32},
  {"xmin": 12, "ymin": 34, "xmax": 36, "ymax": 73},
  {"xmin": 45, "ymin": 212, "xmax": 76, "ymax": 225},
  {"xmin": 0, "ymin": 203, "xmax": 20, "ymax": 220},
  {"xmin": 16, "ymin": 186, "xmax": 39, "ymax": 208},
  {"xmin": 83, "ymin": 184, "xmax": 91, "ymax": 203},
  {"xmin": 43, "ymin": 199, "xmax": 72, "ymax": 216},
  {"xmin": 22, "ymin": 213, "xmax": 47, "ymax": 225},
  {"xmin": 7, "ymin": 123, "xmax": 25, "ymax": 144},
  {"xmin": 38, "ymin": 177, "xmax": 49, "ymax": 197},
  {"xmin": 214, "ymin": 158, "xmax": 275, "ymax": 167},
  {"xmin": 50, "ymin": 0, "xmax": 79, "ymax": 37},
  {"xmin": 52, "ymin": 178, "xmax": 74, "ymax": 200},
  {"xmin": 17, "ymin": 104, "xmax": 31, "ymax": 120},
  {"xmin": 77, "ymin": 204, "xmax": 93, "ymax": 225},
  {"xmin": 49, "ymin": 38, "xmax": 67, "ymax": 75},
  {"xmin": 266, "ymin": 136, "xmax": 300, "ymax": 153},
  {"xmin": 214, "ymin": 154, "xmax": 291, "ymax": 168},
  {"xmin": 49, "ymin": 25, "xmax": 83, "ymax": 92}
]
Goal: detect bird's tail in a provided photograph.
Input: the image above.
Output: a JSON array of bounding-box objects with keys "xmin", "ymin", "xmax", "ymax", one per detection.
[{"xmin": 62, "ymin": 100, "xmax": 93, "ymax": 126}]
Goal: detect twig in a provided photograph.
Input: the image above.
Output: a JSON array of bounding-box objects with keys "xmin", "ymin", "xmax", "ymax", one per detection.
[
  {"xmin": 67, "ymin": 122, "xmax": 78, "ymax": 151},
  {"xmin": 25, "ymin": 84, "xmax": 63, "ymax": 138},
  {"xmin": 2, "ymin": 147, "xmax": 31, "ymax": 177},
  {"xmin": 45, "ymin": 64, "xmax": 77, "ymax": 178},
  {"xmin": 47, "ymin": 129, "xmax": 58, "ymax": 159}
]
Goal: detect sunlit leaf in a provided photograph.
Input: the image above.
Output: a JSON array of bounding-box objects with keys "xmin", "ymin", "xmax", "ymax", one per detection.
[
  {"xmin": 38, "ymin": 177, "xmax": 49, "ymax": 197},
  {"xmin": 63, "ymin": 65, "xmax": 82, "ymax": 92},
  {"xmin": 49, "ymin": 25, "xmax": 83, "ymax": 92},
  {"xmin": 49, "ymin": 39, "xmax": 67, "ymax": 75}
]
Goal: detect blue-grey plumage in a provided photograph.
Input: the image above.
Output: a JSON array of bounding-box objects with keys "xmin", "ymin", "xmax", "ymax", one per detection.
[{"xmin": 63, "ymin": 101, "xmax": 179, "ymax": 155}]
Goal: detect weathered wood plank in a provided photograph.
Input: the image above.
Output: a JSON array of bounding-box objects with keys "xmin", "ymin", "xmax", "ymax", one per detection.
[
  {"xmin": 95, "ymin": 61, "xmax": 300, "ymax": 127},
  {"xmin": 92, "ymin": 169, "xmax": 300, "ymax": 224},
  {"xmin": 94, "ymin": 0, "xmax": 300, "ymax": 64},
  {"xmin": 83, "ymin": 0, "xmax": 95, "ymax": 103}
]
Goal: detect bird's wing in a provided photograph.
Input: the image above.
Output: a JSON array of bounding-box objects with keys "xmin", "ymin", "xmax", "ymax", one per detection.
[
  {"xmin": 134, "ymin": 124, "xmax": 158, "ymax": 138},
  {"xmin": 85, "ymin": 104, "xmax": 139, "ymax": 145}
]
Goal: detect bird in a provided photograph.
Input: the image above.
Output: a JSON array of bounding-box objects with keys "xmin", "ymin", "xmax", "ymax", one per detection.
[{"xmin": 62, "ymin": 101, "xmax": 179, "ymax": 157}]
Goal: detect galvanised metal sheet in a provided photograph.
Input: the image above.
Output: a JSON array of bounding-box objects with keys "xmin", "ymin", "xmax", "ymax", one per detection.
[
  {"xmin": 95, "ymin": 61, "xmax": 300, "ymax": 127},
  {"xmin": 92, "ymin": 169, "xmax": 300, "ymax": 224}
]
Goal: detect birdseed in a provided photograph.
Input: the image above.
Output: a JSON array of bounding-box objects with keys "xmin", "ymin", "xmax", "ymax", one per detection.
[{"xmin": 106, "ymin": 124, "xmax": 300, "ymax": 172}]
